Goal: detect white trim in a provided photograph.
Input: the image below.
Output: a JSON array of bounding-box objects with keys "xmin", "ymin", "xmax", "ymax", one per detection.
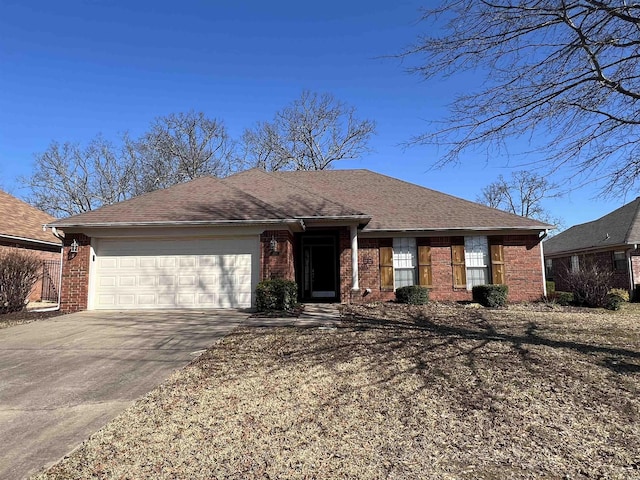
[
  {"xmin": 350, "ymin": 225, "xmax": 359, "ymax": 291},
  {"xmin": 0, "ymin": 233, "xmax": 61, "ymax": 248}
]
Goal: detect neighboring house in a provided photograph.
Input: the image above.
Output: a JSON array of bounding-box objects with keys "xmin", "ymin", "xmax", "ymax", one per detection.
[
  {"xmin": 543, "ymin": 197, "xmax": 640, "ymax": 295},
  {"xmin": 0, "ymin": 190, "xmax": 62, "ymax": 303},
  {"xmin": 46, "ymin": 169, "xmax": 551, "ymax": 313}
]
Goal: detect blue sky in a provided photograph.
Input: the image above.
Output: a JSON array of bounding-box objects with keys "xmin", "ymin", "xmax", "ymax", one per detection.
[{"xmin": 0, "ymin": 0, "xmax": 632, "ymax": 228}]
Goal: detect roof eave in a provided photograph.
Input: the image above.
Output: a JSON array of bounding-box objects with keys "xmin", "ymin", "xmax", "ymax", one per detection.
[
  {"xmin": 0, "ymin": 233, "xmax": 61, "ymax": 247},
  {"xmin": 45, "ymin": 218, "xmax": 305, "ymax": 229}
]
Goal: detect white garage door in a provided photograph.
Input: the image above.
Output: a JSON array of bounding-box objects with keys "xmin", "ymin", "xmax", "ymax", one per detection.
[{"xmin": 92, "ymin": 237, "xmax": 258, "ymax": 309}]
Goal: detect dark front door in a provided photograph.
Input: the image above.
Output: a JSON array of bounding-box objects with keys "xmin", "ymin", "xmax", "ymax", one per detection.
[{"xmin": 301, "ymin": 235, "xmax": 338, "ymax": 301}]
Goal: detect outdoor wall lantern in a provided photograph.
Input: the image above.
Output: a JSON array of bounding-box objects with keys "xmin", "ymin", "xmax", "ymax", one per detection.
[
  {"xmin": 70, "ymin": 239, "xmax": 79, "ymax": 254},
  {"xmin": 269, "ymin": 236, "xmax": 279, "ymax": 255}
]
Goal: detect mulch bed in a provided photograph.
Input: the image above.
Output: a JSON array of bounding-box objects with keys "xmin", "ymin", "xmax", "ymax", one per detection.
[
  {"xmin": 34, "ymin": 301, "xmax": 640, "ymax": 479},
  {"xmin": 0, "ymin": 309, "xmax": 63, "ymax": 329}
]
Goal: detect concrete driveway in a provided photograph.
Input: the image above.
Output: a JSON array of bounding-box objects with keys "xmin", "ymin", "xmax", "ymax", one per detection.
[{"xmin": 0, "ymin": 309, "xmax": 249, "ymax": 480}]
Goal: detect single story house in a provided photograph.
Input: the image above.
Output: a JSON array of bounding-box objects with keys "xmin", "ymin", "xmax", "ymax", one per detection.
[
  {"xmin": 0, "ymin": 189, "xmax": 62, "ymax": 302},
  {"xmin": 46, "ymin": 169, "xmax": 551, "ymax": 312},
  {"xmin": 543, "ymin": 197, "xmax": 640, "ymax": 294}
]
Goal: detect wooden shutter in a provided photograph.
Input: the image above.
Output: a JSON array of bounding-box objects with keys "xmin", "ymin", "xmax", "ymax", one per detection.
[
  {"xmin": 451, "ymin": 244, "xmax": 466, "ymax": 288},
  {"xmin": 490, "ymin": 243, "xmax": 505, "ymax": 284},
  {"xmin": 380, "ymin": 246, "xmax": 394, "ymax": 290},
  {"xmin": 418, "ymin": 245, "xmax": 432, "ymax": 287}
]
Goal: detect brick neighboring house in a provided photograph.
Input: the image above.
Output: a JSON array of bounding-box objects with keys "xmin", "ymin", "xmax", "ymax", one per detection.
[
  {"xmin": 0, "ymin": 190, "xmax": 62, "ymax": 302},
  {"xmin": 46, "ymin": 169, "xmax": 551, "ymax": 313},
  {"xmin": 543, "ymin": 197, "xmax": 640, "ymax": 296}
]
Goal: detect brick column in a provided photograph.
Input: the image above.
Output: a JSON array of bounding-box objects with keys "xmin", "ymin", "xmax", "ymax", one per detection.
[{"xmin": 60, "ymin": 234, "xmax": 91, "ymax": 313}]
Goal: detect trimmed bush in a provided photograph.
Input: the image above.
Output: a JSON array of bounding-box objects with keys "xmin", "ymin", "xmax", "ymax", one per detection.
[
  {"xmin": 608, "ymin": 288, "xmax": 630, "ymax": 303},
  {"xmin": 554, "ymin": 291, "xmax": 574, "ymax": 306},
  {"xmin": 472, "ymin": 284, "xmax": 508, "ymax": 307},
  {"xmin": 546, "ymin": 280, "xmax": 556, "ymax": 294},
  {"xmin": 0, "ymin": 252, "xmax": 41, "ymax": 314},
  {"xmin": 255, "ymin": 279, "xmax": 298, "ymax": 311},
  {"xmin": 395, "ymin": 285, "xmax": 429, "ymax": 305}
]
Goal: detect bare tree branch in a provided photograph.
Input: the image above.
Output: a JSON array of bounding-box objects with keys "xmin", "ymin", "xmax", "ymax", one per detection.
[
  {"xmin": 403, "ymin": 1, "xmax": 640, "ymax": 196},
  {"xmin": 241, "ymin": 91, "xmax": 376, "ymax": 171},
  {"xmin": 477, "ymin": 170, "xmax": 564, "ymax": 230}
]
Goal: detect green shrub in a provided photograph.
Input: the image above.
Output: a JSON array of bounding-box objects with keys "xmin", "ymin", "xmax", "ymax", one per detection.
[
  {"xmin": 472, "ymin": 284, "xmax": 508, "ymax": 307},
  {"xmin": 255, "ymin": 279, "xmax": 298, "ymax": 311},
  {"xmin": 553, "ymin": 291, "xmax": 574, "ymax": 306},
  {"xmin": 608, "ymin": 288, "xmax": 629, "ymax": 303},
  {"xmin": 606, "ymin": 293, "xmax": 623, "ymax": 311},
  {"xmin": 395, "ymin": 285, "xmax": 429, "ymax": 305},
  {"xmin": 0, "ymin": 252, "xmax": 41, "ymax": 314},
  {"xmin": 546, "ymin": 280, "xmax": 556, "ymax": 294}
]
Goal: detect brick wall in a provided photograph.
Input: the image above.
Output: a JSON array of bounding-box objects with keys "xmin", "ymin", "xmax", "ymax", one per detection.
[
  {"xmin": 59, "ymin": 234, "xmax": 91, "ymax": 313},
  {"xmin": 345, "ymin": 233, "xmax": 544, "ymax": 304},
  {"xmin": 260, "ymin": 230, "xmax": 295, "ymax": 281},
  {"xmin": 0, "ymin": 243, "xmax": 61, "ymax": 302},
  {"xmin": 551, "ymin": 249, "xmax": 635, "ymax": 293}
]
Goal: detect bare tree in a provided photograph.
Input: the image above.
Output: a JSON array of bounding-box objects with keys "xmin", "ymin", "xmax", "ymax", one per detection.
[
  {"xmin": 133, "ymin": 111, "xmax": 236, "ymax": 193},
  {"xmin": 22, "ymin": 136, "xmax": 135, "ymax": 217},
  {"xmin": 404, "ymin": 1, "xmax": 640, "ymax": 196},
  {"xmin": 22, "ymin": 112, "xmax": 238, "ymax": 216},
  {"xmin": 477, "ymin": 171, "xmax": 564, "ymax": 229},
  {"xmin": 241, "ymin": 91, "xmax": 376, "ymax": 171}
]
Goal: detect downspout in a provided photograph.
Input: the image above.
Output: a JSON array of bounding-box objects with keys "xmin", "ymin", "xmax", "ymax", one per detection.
[
  {"xmin": 539, "ymin": 230, "xmax": 548, "ymax": 298},
  {"xmin": 32, "ymin": 226, "xmax": 64, "ymax": 312},
  {"xmin": 628, "ymin": 245, "xmax": 637, "ymax": 298}
]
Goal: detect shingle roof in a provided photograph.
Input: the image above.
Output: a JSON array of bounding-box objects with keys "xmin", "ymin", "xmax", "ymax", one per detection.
[
  {"xmin": 544, "ymin": 197, "xmax": 640, "ymax": 255},
  {"xmin": 270, "ymin": 169, "xmax": 549, "ymax": 231},
  {"xmin": 0, "ymin": 190, "xmax": 60, "ymax": 245},
  {"xmin": 50, "ymin": 168, "xmax": 550, "ymax": 232}
]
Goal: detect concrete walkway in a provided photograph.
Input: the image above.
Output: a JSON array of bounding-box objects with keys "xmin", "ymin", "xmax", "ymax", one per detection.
[{"xmin": 0, "ymin": 309, "xmax": 248, "ymax": 480}]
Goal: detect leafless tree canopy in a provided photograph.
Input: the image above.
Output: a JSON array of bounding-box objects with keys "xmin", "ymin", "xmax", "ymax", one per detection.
[
  {"xmin": 22, "ymin": 112, "xmax": 235, "ymax": 216},
  {"xmin": 406, "ymin": 1, "xmax": 640, "ymax": 196},
  {"xmin": 25, "ymin": 136, "xmax": 135, "ymax": 217},
  {"xmin": 242, "ymin": 91, "xmax": 376, "ymax": 171},
  {"xmin": 477, "ymin": 171, "xmax": 564, "ymax": 228},
  {"xmin": 132, "ymin": 112, "xmax": 235, "ymax": 194}
]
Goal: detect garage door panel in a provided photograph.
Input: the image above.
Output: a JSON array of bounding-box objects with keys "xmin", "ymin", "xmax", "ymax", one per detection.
[{"xmin": 93, "ymin": 237, "xmax": 257, "ymax": 309}]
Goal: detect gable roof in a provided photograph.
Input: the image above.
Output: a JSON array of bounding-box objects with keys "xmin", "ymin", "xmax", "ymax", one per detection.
[
  {"xmin": 49, "ymin": 168, "xmax": 550, "ymax": 232},
  {"xmin": 0, "ymin": 190, "xmax": 60, "ymax": 246},
  {"xmin": 544, "ymin": 197, "xmax": 640, "ymax": 255}
]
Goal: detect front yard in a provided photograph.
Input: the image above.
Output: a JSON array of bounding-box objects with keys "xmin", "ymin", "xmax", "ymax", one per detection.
[{"xmin": 35, "ymin": 303, "xmax": 640, "ymax": 479}]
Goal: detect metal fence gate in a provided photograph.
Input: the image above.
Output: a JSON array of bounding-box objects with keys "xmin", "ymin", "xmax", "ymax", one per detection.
[{"xmin": 41, "ymin": 259, "xmax": 61, "ymax": 302}]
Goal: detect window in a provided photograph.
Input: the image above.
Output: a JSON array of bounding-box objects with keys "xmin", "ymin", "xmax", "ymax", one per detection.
[
  {"xmin": 571, "ymin": 255, "xmax": 579, "ymax": 273},
  {"xmin": 464, "ymin": 236, "xmax": 490, "ymax": 290},
  {"xmin": 379, "ymin": 238, "xmax": 432, "ymax": 290},
  {"xmin": 613, "ymin": 251, "xmax": 627, "ymax": 272},
  {"xmin": 545, "ymin": 258, "xmax": 553, "ymax": 279},
  {"xmin": 393, "ymin": 238, "xmax": 416, "ymax": 288}
]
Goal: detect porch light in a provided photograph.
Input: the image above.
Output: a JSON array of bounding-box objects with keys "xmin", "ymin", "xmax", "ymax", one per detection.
[
  {"xmin": 70, "ymin": 239, "xmax": 79, "ymax": 254},
  {"xmin": 269, "ymin": 236, "xmax": 279, "ymax": 254}
]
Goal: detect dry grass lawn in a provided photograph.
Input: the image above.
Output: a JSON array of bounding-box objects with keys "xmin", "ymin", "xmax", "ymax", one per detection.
[{"xmin": 34, "ymin": 302, "xmax": 640, "ymax": 479}]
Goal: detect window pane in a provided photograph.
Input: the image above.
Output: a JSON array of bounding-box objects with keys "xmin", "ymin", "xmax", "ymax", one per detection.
[
  {"xmin": 395, "ymin": 268, "xmax": 415, "ymax": 288},
  {"xmin": 465, "ymin": 236, "xmax": 489, "ymax": 290},
  {"xmin": 393, "ymin": 238, "xmax": 417, "ymax": 288},
  {"xmin": 467, "ymin": 267, "xmax": 489, "ymax": 289}
]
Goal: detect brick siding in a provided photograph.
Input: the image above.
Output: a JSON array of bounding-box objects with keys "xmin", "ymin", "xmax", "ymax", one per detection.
[
  {"xmin": 551, "ymin": 248, "xmax": 636, "ymax": 293},
  {"xmin": 260, "ymin": 230, "xmax": 295, "ymax": 281},
  {"xmin": 345, "ymin": 233, "xmax": 544, "ymax": 304},
  {"xmin": 59, "ymin": 234, "xmax": 91, "ymax": 313}
]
